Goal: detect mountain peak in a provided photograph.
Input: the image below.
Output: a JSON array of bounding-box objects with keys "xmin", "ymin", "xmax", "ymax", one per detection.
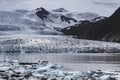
[
  {"xmin": 52, "ymin": 8, "xmax": 68, "ymax": 12},
  {"xmin": 36, "ymin": 7, "xmax": 49, "ymax": 20},
  {"xmin": 36, "ymin": 7, "xmax": 46, "ymax": 11},
  {"xmin": 109, "ymin": 7, "xmax": 120, "ymax": 20}
]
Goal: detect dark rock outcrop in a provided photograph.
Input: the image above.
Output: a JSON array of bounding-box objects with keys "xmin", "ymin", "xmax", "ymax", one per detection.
[
  {"xmin": 61, "ymin": 15, "xmax": 77, "ymax": 23},
  {"xmin": 61, "ymin": 7, "xmax": 120, "ymax": 43},
  {"xmin": 36, "ymin": 7, "xmax": 49, "ymax": 20}
]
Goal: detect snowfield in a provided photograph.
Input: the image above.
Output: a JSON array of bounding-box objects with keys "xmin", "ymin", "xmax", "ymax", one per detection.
[{"xmin": 0, "ymin": 35, "xmax": 120, "ymax": 53}]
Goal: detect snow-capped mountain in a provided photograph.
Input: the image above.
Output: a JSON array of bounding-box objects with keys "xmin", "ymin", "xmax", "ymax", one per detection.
[
  {"xmin": 35, "ymin": 7, "xmax": 101, "ymax": 27},
  {"xmin": 35, "ymin": 7, "xmax": 78, "ymax": 29},
  {"xmin": 0, "ymin": 7, "xmax": 100, "ymax": 35},
  {"xmin": 35, "ymin": 7, "xmax": 101, "ymax": 29}
]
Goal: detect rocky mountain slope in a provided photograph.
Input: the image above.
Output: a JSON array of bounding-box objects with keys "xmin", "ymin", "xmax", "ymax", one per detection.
[{"xmin": 61, "ymin": 7, "xmax": 120, "ymax": 43}]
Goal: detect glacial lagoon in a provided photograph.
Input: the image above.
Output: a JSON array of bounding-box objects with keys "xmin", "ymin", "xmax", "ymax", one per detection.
[{"xmin": 0, "ymin": 53, "xmax": 120, "ymax": 71}]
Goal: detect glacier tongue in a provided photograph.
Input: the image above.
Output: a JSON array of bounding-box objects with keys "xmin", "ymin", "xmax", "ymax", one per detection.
[{"xmin": 0, "ymin": 35, "xmax": 120, "ymax": 53}]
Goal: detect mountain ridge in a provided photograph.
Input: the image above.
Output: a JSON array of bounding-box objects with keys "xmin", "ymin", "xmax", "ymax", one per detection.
[
  {"xmin": 0, "ymin": 7, "xmax": 101, "ymax": 35},
  {"xmin": 61, "ymin": 7, "xmax": 120, "ymax": 43}
]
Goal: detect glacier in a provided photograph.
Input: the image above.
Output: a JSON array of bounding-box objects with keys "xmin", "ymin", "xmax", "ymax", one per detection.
[{"xmin": 0, "ymin": 35, "xmax": 120, "ymax": 53}]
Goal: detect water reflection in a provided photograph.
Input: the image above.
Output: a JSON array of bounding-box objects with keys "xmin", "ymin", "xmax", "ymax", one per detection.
[
  {"xmin": 0, "ymin": 53, "xmax": 120, "ymax": 71},
  {"xmin": 0, "ymin": 53, "xmax": 120, "ymax": 63}
]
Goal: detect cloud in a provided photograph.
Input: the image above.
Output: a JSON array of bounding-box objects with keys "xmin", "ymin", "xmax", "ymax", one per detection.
[
  {"xmin": 92, "ymin": 0, "xmax": 120, "ymax": 8},
  {"xmin": 0, "ymin": 0, "xmax": 119, "ymax": 16}
]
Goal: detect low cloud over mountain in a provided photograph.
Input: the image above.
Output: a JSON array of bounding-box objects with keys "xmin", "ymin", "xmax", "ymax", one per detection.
[{"xmin": 0, "ymin": 0, "xmax": 120, "ymax": 16}]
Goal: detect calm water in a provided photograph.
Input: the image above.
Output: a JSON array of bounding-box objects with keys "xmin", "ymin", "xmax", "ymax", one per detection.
[{"xmin": 0, "ymin": 53, "xmax": 120, "ymax": 71}]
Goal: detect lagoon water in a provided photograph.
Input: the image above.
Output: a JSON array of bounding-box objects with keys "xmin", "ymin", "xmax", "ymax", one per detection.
[{"xmin": 0, "ymin": 53, "xmax": 120, "ymax": 71}]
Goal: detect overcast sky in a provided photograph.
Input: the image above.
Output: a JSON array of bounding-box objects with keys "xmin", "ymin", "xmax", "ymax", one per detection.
[{"xmin": 0, "ymin": 0, "xmax": 120, "ymax": 16}]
